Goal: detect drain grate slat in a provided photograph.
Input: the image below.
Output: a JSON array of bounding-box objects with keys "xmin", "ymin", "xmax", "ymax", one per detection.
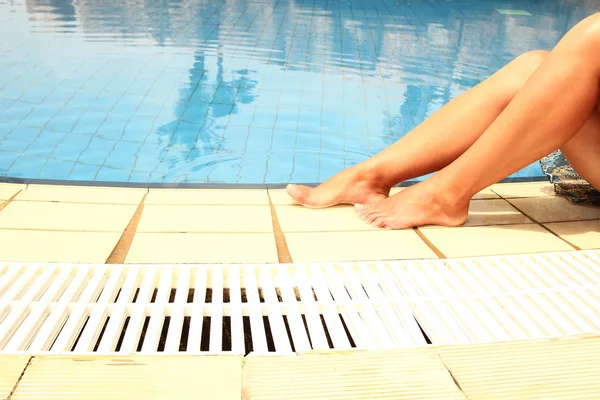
[
  {"xmin": 1, "ymin": 250, "xmax": 600, "ymax": 355},
  {"xmin": 164, "ymin": 268, "xmax": 190, "ymax": 353}
]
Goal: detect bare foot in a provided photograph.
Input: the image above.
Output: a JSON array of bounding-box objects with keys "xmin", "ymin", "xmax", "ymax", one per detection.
[
  {"xmin": 355, "ymin": 181, "xmax": 469, "ymax": 229},
  {"xmin": 286, "ymin": 165, "xmax": 390, "ymax": 208}
]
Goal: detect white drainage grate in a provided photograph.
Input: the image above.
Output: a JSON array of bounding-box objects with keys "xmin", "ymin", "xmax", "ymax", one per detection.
[{"xmin": 1, "ymin": 250, "xmax": 599, "ymax": 355}]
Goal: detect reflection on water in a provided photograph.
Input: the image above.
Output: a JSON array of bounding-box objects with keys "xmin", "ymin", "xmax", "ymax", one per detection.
[{"xmin": 0, "ymin": 0, "xmax": 598, "ymax": 183}]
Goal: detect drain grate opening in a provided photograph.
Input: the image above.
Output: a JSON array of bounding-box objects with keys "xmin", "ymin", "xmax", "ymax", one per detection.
[
  {"xmin": 415, "ymin": 317, "xmax": 433, "ymax": 344},
  {"xmin": 70, "ymin": 316, "xmax": 90, "ymax": 351},
  {"xmin": 241, "ymin": 288, "xmax": 248, "ymax": 303},
  {"xmin": 339, "ymin": 314, "xmax": 357, "ymax": 348},
  {"xmin": 200, "ymin": 316, "xmax": 211, "ymax": 351},
  {"xmin": 157, "ymin": 317, "xmax": 170, "ymax": 351},
  {"xmin": 114, "ymin": 317, "xmax": 130, "ymax": 352},
  {"xmin": 205, "ymin": 288, "xmax": 212, "ymax": 303},
  {"xmin": 293, "ymin": 287, "xmax": 301, "ymax": 301},
  {"xmin": 93, "ymin": 317, "xmax": 110, "ymax": 352},
  {"xmin": 187, "ymin": 288, "xmax": 194, "ymax": 303},
  {"xmin": 282, "ymin": 315, "xmax": 295, "ymax": 352},
  {"xmin": 262, "ymin": 316, "xmax": 275, "ymax": 352},
  {"xmin": 168, "ymin": 289, "xmax": 176, "ymax": 303},
  {"xmin": 150, "ymin": 289, "xmax": 158, "ymax": 303},
  {"xmin": 223, "ymin": 289, "xmax": 230, "ymax": 303},
  {"xmin": 320, "ymin": 314, "xmax": 334, "ymax": 349},
  {"xmin": 136, "ymin": 317, "xmax": 151, "ymax": 352},
  {"xmin": 222, "ymin": 316, "xmax": 232, "ymax": 351},
  {"xmin": 243, "ymin": 316, "xmax": 253, "ymax": 355},
  {"xmin": 132, "ymin": 288, "xmax": 140, "ymax": 303},
  {"xmin": 114, "ymin": 289, "xmax": 122, "ymax": 303},
  {"xmin": 301, "ymin": 314, "xmax": 313, "ymax": 349},
  {"xmin": 180, "ymin": 316, "xmax": 191, "ymax": 351}
]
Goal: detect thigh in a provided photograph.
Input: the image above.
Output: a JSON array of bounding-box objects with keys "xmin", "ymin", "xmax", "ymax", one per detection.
[{"xmin": 560, "ymin": 106, "xmax": 600, "ymax": 190}]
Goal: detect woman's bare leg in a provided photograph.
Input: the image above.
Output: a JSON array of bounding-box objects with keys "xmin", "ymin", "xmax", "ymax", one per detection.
[
  {"xmin": 286, "ymin": 50, "xmax": 549, "ymax": 207},
  {"xmin": 358, "ymin": 13, "xmax": 600, "ymax": 229}
]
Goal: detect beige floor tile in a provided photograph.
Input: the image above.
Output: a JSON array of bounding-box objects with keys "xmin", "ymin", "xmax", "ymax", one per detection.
[
  {"xmin": 269, "ymin": 188, "xmax": 305, "ymax": 206},
  {"xmin": 0, "ymin": 230, "xmax": 121, "ymax": 263},
  {"xmin": 437, "ymin": 335, "xmax": 600, "ymax": 400},
  {"xmin": 244, "ymin": 348, "xmax": 466, "ymax": 400},
  {"xmin": 0, "ymin": 183, "xmax": 26, "ymax": 201},
  {"xmin": 491, "ymin": 181, "xmax": 555, "ymax": 198},
  {"xmin": 419, "ymin": 224, "xmax": 574, "ymax": 257},
  {"xmin": 423, "ymin": 199, "xmax": 531, "ymax": 228},
  {"xmin": 544, "ymin": 220, "xmax": 600, "ymax": 250},
  {"xmin": 467, "ymin": 199, "xmax": 531, "ymax": 226},
  {"xmin": 0, "ymin": 355, "xmax": 30, "ymax": 399},
  {"xmin": 15, "ymin": 184, "xmax": 145, "ymax": 204},
  {"xmin": 472, "ymin": 188, "xmax": 501, "ymax": 200},
  {"xmin": 13, "ymin": 356, "xmax": 242, "ymax": 400},
  {"xmin": 508, "ymin": 197, "xmax": 600, "ymax": 223},
  {"xmin": 137, "ymin": 205, "xmax": 272, "ymax": 233},
  {"xmin": 126, "ymin": 232, "xmax": 277, "ymax": 263},
  {"xmin": 0, "ymin": 202, "xmax": 136, "ymax": 232},
  {"xmin": 276, "ymin": 205, "xmax": 376, "ymax": 232},
  {"xmin": 285, "ymin": 230, "xmax": 438, "ymax": 262},
  {"xmin": 146, "ymin": 188, "xmax": 268, "ymax": 205}
]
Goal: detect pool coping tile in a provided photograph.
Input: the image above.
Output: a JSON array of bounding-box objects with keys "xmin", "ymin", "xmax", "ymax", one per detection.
[
  {"xmin": 14, "ymin": 184, "xmax": 146, "ymax": 204},
  {"xmin": 146, "ymin": 189, "xmax": 269, "ymax": 205},
  {"xmin": 0, "ymin": 183, "xmax": 26, "ymax": 201}
]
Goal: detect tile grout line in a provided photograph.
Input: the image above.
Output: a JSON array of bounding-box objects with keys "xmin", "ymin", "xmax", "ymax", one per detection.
[
  {"xmin": 106, "ymin": 193, "xmax": 148, "ymax": 264},
  {"xmin": 413, "ymin": 227, "xmax": 446, "ymax": 259},
  {"xmin": 504, "ymin": 198, "xmax": 582, "ymax": 251},
  {"xmin": 0, "ymin": 189, "xmax": 24, "ymax": 213},
  {"xmin": 435, "ymin": 351, "xmax": 471, "ymax": 400},
  {"xmin": 7, "ymin": 356, "xmax": 34, "ymax": 400},
  {"xmin": 267, "ymin": 191, "xmax": 293, "ymax": 263}
]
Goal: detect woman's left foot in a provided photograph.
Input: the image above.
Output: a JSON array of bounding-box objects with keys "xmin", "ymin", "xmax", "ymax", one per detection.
[{"xmin": 355, "ymin": 181, "xmax": 470, "ymax": 229}]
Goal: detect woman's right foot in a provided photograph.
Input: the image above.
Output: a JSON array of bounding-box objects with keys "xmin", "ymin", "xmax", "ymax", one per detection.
[{"xmin": 285, "ymin": 165, "xmax": 390, "ymax": 208}]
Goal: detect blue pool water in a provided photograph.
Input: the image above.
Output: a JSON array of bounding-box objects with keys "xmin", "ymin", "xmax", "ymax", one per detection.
[{"xmin": 0, "ymin": 0, "xmax": 598, "ymax": 184}]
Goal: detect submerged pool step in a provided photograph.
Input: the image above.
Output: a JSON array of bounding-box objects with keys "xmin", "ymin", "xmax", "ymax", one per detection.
[{"xmin": 0, "ymin": 250, "xmax": 599, "ymax": 355}]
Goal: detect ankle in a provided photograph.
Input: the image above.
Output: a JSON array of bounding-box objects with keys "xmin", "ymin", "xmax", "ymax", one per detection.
[
  {"xmin": 358, "ymin": 160, "xmax": 393, "ymax": 187},
  {"xmin": 427, "ymin": 176, "xmax": 472, "ymax": 209}
]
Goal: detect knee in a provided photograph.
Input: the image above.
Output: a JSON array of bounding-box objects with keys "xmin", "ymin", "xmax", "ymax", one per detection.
[
  {"xmin": 517, "ymin": 50, "xmax": 550, "ymax": 71},
  {"xmin": 504, "ymin": 50, "xmax": 549, "ymax": 92},
  {"xmin": 569, "ymin": 13, "xmax": 600, "ymax": 54}
]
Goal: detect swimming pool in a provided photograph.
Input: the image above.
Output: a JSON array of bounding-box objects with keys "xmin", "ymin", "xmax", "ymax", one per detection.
[{"xmin": 0, "ymin": 0, "xmax": 598, "ymax": 185}]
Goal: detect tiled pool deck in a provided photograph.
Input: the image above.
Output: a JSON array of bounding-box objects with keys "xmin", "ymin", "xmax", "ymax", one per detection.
[
  {"xmin": 0, "ymin": 181, "xmax": 599, "ymax": 264},
  {"xmin": 1, "ymin": 181, "xmax": 600, "ymax": 398},
  {"xmin": 1, "ymin": 334, "xmax": 599, "ymax": 399}
]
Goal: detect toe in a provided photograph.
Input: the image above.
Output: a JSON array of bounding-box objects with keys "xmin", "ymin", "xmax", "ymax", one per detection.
[
  {"xmin": 366, "ymin": 211, "xmax": 382, "ymax": 224},
  {"xmin": 358, "ymin": 205, "xmax": 376, "ymax": 221},
  {"xmin": 371, "ymin": 217, "xmax": 386, "ymax": 228},
  {"xmin": 286, "ymin": 184, "xmax": 311, "ymax": 204}
]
